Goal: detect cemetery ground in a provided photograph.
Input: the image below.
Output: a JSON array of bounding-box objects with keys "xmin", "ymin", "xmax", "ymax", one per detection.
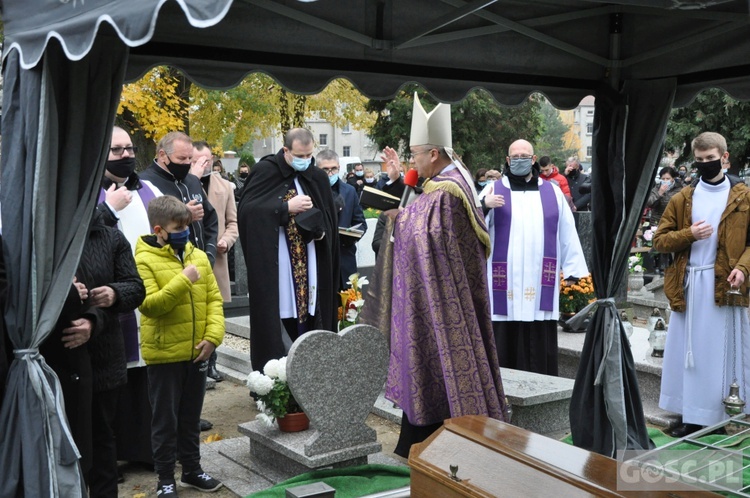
[{"xmin": 115, "ymin": 378, "xmax": 402, "ymax": 497}]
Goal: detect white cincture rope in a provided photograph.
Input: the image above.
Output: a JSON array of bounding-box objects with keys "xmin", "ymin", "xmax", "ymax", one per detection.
[{"xmin": 684, "ymin": 264, "xmax": 713, "ymax": 369}]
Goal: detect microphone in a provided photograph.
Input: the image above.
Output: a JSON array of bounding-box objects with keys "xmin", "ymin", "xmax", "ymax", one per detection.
[{"xmin": 399, "ymin": 169, "xmax": 420, "ymax": 209}]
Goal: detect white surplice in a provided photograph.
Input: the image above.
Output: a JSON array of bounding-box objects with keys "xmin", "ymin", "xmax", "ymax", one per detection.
[
  {"xmin": 278, "ymin": 176, "xmax": 318, "ymax": 319},
  {"xmin": 659, "ymin": 178, "xmax": 750, "ymax": 426},
  {"xmin": 109, "ymin": 180, "xmax": 163, "ymax": 253},
  {"xmin": 481, "ymin": 177, "xmax": 588, "ymax": 322}
]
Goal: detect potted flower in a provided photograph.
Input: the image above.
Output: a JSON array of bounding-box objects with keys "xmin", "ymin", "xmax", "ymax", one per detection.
[
  {"xmin": 641, "ymin": 222, "xmax": 654, "ymax": 248},
  {"xmin": 338, "ymin": 273, "xmax": 367, "ymax": 330},
  {"xmin": 558, "ymin": 273, "xmax": 595, "ymax": 332},
  {"xmin": 246, "ymin": 357, "xmax": 309, "ymax": 432},
  {"xmin": 628, "ymin": 253, "xmax": 644, "ymax": 274},
  {"xmin": 628, "ymin": 253, "xmax": 645, "ymax": 293}
]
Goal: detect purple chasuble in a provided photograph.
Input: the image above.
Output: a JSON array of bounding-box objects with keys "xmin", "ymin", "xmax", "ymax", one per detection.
[
  {"xmin": 491, "ymin": 180, "xmax": 558, "ymax": 314},
  {"xmin": 386, "ymin": 168, "xmax": 506, "ymax": 427}
]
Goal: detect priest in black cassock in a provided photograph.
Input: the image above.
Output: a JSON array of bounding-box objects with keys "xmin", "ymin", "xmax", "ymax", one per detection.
[{"xmin": 237, "ymin": 128, "xmax": 339, "ymax": 372}]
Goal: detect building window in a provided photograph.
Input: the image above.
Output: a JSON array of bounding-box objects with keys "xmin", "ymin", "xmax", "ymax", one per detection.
[
  {"xmin": 586, "ymin": 146, "xmax": 593, "ymax": 157},
  {"xmin": 342, "ymin": 123, "xmax": 351, "ymax": 134},
  {"xmin": 319, "ymin": 134, "xmax": 328, "ymax": 146},
  {"xmin": 586, "ymin": 109, "xmax": 594, "ymax": 116},
  {"xmin": 586, "ymin": 123, "xmax": 593, "ymax": 135},
  {"xmin": 343, "ymin": 146, "xmax": 351, "ymax": 156}
]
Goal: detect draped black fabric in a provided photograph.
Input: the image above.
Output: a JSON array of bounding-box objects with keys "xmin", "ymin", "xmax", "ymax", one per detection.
[
  {"xmin": 569, "ymin": 80, "xmax": 676, "ymax": 457},
  {"xmin": 0, "ymin": 35, "xmax": 128, "ymax": 496}
]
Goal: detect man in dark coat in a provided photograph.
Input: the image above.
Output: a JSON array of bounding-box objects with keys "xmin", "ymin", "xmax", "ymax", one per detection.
[
  {"xmin": 563, "ymin": 156, "xmax": 591, "ymax": 211},
  {"xmin": 139, "ymin": 131, "xmax": 219, "ymax": 266},
  {"xmin": 346, "ymin": 162, "xmax": 365, "ymax": 195},
  {"xmin": 318, "ymin": 149, "xmax": 367, "ymax": 289},
  {"xmin": 238, "ymin": 128, "xmax": 340, "ymax": 372}
]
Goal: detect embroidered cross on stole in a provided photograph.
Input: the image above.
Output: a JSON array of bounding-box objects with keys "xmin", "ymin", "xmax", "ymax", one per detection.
[{"xmin": 283, "ymin": 186, "xmax": 309, "ymax": 323}]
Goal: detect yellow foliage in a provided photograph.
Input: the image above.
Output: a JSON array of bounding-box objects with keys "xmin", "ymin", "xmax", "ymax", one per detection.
[
  {"xmin": 189, "ymin": 74, "xmax": 376, "ymax": 148},
  {"xmin": 121, "ymin": 69, "xmax": 376, "ymax": 152},
  {"xmin": 203, "ymin": 433, "xmax": 223, "ymax": 443},
  {"xmin": 118, "ymin": 67, "xmax": 187, "ymax": 139}
]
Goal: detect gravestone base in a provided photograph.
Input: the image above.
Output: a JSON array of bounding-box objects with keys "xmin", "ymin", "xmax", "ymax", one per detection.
[
  {"xmin": 240, "ymin": 420, "xmax": 381, "ymax": 476},
  {"xmin": 501, "ymin": 368, "xmax": 574, "ymax": 436}
]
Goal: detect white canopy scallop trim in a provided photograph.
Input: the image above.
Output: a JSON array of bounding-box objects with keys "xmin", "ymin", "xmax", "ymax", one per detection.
[{"xmin": 2, "ymin": 0, "xmax": 234, "ymax": 70}]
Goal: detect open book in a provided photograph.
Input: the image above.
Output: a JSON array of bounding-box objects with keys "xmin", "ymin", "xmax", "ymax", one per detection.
[{"xmin": 359, "ymin": 186, "xmax": 400, "ymax": 210}]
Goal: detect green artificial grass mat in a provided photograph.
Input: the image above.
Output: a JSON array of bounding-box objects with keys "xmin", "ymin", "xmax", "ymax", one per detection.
[
  {"xmin": 247, "ymin": 464, "xmax": 410, "ymax": 498},
  {"xmin": 562, "ymin": 427, "xmax": 672, "ymax": 446},
  {"xmin": 563, "ymin": 427, "xmax": 750, "ymax": 495}
]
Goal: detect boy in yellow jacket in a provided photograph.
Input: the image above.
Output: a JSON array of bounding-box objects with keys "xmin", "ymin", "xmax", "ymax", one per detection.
[{"xmin": 136, "ymin": 195, "xmax": 225, "ymax": 496}]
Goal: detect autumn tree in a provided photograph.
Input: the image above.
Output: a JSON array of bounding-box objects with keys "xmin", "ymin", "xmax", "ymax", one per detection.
[
  {"xmin": 536, "ymin": 99, "xmax": 578, "ymax": 165},
  {"xmin": 367, "ymin": 86, "xmax": 543, "ymax": 172},
  {"xmin": 117, "ymin": 67, "xmax": 190, "ymax": 168},
  {"xmin": 666, "ymin": 88, "xmax": 750, "ymax": 172},
  {"xmin": 189, "ymin": 74, "xmax": 375, "ymax": 152}
]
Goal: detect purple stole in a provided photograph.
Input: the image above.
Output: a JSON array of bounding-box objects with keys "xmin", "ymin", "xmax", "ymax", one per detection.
[
  {"xmin": 98, "ymin": 182, "xmax": 157, "ymax": 362},
  {"xmin": 491, "ymin": 180, "xmax": 559, "ymax": 315},
  {"xmin": 97, "ymin": 181, "xmax": 157, "ymax": 207}
]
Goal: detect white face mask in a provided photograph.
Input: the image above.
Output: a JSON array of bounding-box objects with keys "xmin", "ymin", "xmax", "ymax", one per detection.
[{"xmin": 365, "ymin": 177, "xmax": 375, "ymax": 184}]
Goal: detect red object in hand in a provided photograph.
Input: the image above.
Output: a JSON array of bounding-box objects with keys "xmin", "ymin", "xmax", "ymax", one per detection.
[{"xmin": 404, "ymin": 169, "xmax": 419, "ymax": 188}]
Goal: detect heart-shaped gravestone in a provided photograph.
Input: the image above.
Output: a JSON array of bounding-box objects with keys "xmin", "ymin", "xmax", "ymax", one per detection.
[{"xmin": 287, "ymin": 324, "xmax": 389, "ymax": 457}]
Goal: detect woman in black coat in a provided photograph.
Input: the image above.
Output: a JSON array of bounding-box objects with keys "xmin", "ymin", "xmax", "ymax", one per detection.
[{"xmin": 41, "ymin": 210, "xmax": 144, "ymax": 496}]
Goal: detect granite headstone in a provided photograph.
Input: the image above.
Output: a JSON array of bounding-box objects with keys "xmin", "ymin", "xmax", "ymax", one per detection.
[{"xmin": 286, "ymin": 324, "xmax": 389, "ymax": 457}]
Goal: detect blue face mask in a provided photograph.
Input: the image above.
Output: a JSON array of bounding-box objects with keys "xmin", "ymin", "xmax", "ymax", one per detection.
[
  {"xmin": 354, "ymin": 170, "xmax": 364, "ymax": 177},
  {"xmin": 478, "ymin": 181, "xmax": 488, "ymax": 187},
  {"xmin": 328, "ymin": 174, "xmax": 338, "ymax": 186},
  {"xmin": 166, "ymin": 227, "xmax": 190, "ymax": 251},
  {"xmin": 290, "ymin": 157, "xmax": 311, "ymax": 172},
  {"xmin": 509, "ymin": 157, "xmax": 533, "ymax": 176}
]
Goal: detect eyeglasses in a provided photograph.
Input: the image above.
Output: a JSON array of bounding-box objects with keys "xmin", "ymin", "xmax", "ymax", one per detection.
[
  {"xmin": 321, "ymin": 167, "xmax": 339, "ymax": 175},
  {"xmin": 110, "ymin": 146, "xmax": 138, "ymax": 156},
  {"xmin": 509, "ymin": 154, "xmax": 533, "ymax": 160}
]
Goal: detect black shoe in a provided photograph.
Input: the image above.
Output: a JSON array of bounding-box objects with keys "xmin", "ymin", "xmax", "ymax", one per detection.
[
  {"xmin": 199, "ymin": 419, "xmax": 213, "ymax": 431},
  {"xmin": 207, "ymin": 365, "xmax": 224, "ymax": 382},
  {"xmin": 180, "ymin": 469, "xmax": 223, "ymax": 492},
  {"xmin": 669, "ymin": 423, "xmax": 703, "ymax": 438},
  {"xmin": 156, "ymin": 478, "xmax": 178, "ymax": 496}
]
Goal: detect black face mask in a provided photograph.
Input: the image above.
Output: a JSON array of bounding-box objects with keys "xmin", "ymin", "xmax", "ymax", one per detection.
[
  {"xmin": 693, "ymin": 159, "xmax": 722, "ymax": 180},
  {"xmin": 105, "ymin": 156, "xmax": 136, "ymax": 179},
  {"xmin": 239, "ymin": 172, "xmax": 249, "ymax": 179},
  {"xmin": 166, "ymin": 157, "xmax": 191, "ymax": 181}
]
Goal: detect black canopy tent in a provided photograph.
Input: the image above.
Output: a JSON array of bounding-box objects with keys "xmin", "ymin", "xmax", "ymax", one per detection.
[{"xmin": 1, "ymin": 0, "xmax": 750, "ymax": 494}]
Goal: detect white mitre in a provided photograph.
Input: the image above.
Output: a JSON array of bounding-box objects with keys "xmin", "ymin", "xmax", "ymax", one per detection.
[
  {"xmin": 409, "ymin": 93, "xmax": 480, "ymax": 207},
  {"xmin": 409, "ymin": 93, "xmax": 451, "ymax": 147}
]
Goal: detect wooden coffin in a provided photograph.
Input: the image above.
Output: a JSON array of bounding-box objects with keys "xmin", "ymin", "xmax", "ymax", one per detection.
[{"xmin": 408, "ymin": 415, "xmax": 719, "ymax": 497}]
